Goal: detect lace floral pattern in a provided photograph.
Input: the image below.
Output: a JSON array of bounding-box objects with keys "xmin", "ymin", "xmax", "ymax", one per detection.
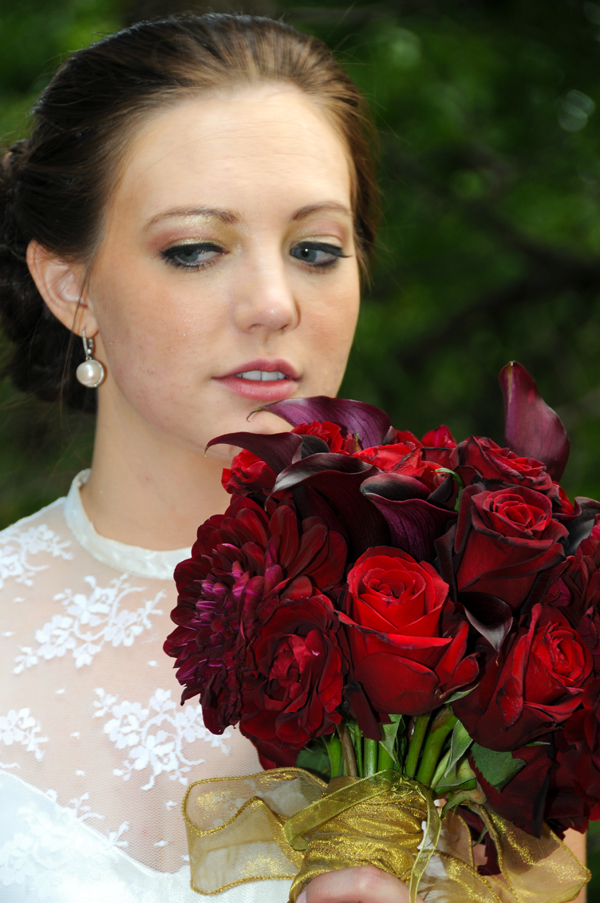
[
  {"xmin": 93, "ymin": 687, "xmax": 231, "ymax": 790},
  {"xmin": 0, "ymin": 516, "xmax": 72, "ymax": 592},
  {"xmin": 14, "ymin": 574, "xmax": 165, "ymax": 672},
  {"xmin": 0, "ymin": 709, "xmax": 47, "ymax": 768}
]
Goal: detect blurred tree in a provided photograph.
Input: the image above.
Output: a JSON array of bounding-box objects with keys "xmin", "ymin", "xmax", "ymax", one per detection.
[{"xmin": 1, "ymin": 0, "xmax": 600, "ymax": 889}]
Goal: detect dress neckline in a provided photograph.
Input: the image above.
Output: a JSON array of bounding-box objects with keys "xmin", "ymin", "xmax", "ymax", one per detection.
[{"xmin": 63, "ymin": 469, "xmax": 191, "ymax": 580}]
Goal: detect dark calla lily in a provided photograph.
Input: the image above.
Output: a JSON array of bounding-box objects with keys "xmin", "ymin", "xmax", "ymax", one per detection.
[
  {"xmin": 499, "ymin": 361, "xmax": 570, "ymax": 482},
  {"xmin": 206, "ymin": 431, "xmax": 302, "ymax": 475},
  {"xmin": 457, "ymin": 591, "xmax": 513, "ymax": 652},
  {"xmin": 273, "ymin": 452, "xmax": 374, "ymax": 493},
  {"xmin": 271, "ymin": 462, "xmax": 389, "ymax": 557},
  {"xmin": 358, "ymin": 471, "xmax": 430, "ymax": 502},
  {"xmin": 259, "ymin": 396, "xmax": 392, "ymax": 449},
  {"xmin": 360, "ymin": 481, "xmax": 457, "ymax": 562}
]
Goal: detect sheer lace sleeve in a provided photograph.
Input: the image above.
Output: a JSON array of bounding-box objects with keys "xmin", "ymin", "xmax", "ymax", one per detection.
[{"xmin": 0, "ymin": 474, "xmax": 292, "ymax": 901}]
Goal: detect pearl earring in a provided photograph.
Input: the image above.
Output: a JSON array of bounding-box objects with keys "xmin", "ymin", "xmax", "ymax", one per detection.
[{"xmin": 75, "ymin": 328, "xmax": 105, "ymax": 388}]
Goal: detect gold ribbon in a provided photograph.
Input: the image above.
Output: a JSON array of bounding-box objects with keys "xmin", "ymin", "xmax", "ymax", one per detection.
[{"xmin": 182, "ymin": 767, "xmax": 589, "ymax": 902}]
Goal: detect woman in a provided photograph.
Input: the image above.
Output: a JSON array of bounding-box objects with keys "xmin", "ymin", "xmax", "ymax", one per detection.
[
  {"xmin": 0, "ymin": 12, "xmax": 421, "ymax": 903},
  {"xmin": 0, "ymin": 13, "xmax": 587, "ymax": 903}
]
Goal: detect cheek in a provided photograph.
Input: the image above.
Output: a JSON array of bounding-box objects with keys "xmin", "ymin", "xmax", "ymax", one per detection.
[
  {"xmin": 90, "ymin": 263, "xmax": 216, "ymax": 388},
  {"xmin": 304, "ymin": 273, "xmax": 360, "ymax": 361}
]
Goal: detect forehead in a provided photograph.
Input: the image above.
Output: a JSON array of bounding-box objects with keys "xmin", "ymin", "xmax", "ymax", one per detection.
[{"xmin": 110, "ymin": 85, "xmax": 352, "ymax": 226}]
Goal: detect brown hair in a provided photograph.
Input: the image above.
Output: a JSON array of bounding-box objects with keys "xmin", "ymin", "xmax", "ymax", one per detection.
[{"xmin": 0, "ymin": 13, "xmax": 378, "ymax": 412}]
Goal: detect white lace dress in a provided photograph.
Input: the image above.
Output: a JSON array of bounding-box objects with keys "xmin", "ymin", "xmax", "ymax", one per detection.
[{"xmin": 0, "ymin": 471, "xmax": 293, "ymax": 902}]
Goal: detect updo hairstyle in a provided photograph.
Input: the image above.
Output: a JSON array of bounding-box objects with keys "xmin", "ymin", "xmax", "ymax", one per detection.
[{"xmin": 0, "ymin": 13, "xmax": 378, "ymax": 413}]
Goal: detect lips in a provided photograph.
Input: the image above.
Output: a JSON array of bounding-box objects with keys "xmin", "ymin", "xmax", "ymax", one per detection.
[{"xmin": 214, "ymin": 359, "xmax": 299, "ymax": 401}]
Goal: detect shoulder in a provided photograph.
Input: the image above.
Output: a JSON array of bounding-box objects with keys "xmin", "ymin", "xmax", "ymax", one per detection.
[{"xmin": 0, "ymin": 495, "xmax": 74, "ymax": 591}]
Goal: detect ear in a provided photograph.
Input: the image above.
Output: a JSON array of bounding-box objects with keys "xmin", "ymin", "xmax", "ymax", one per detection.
[{"xmin": 26, "ymin": 240, "xmax": 99, "ymax": 338}]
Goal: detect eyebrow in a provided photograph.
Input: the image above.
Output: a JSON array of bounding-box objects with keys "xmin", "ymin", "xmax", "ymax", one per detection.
[
  {"xmin": 292, "ymin": 202, "xmax": 352, "ymax": 221},
  {"xmin": 145, "ymin": 206, "xmax": 240, "ymax": 228},
  {"xmin": 145, "ymin": 201, "xmax": 352, "ymax": 229}
]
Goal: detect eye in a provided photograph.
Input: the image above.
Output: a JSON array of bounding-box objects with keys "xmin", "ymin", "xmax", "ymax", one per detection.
[
  {"xmin": 160, "ymin": 242, "xmax": 224, "ymax": 269},
  {"xmin": 290, "ymin": 241, "xmax": 350, "ymax": 269}
]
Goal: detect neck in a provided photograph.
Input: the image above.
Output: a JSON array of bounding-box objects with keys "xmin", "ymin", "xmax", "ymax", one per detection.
[{"xmin": 81, "ymin": 402, "xmax": 232, "ymax": 551}]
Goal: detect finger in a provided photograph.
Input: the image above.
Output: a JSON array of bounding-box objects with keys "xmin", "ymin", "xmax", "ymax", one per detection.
[{"xmin": 297, "ymin": 865, "xmax": 425, "ymax": 903}]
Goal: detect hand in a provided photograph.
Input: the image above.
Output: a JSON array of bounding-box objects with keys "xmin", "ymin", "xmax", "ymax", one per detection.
[{"xmin": 297, "ymin": 866, "xmax": 425, "ymax": 903}]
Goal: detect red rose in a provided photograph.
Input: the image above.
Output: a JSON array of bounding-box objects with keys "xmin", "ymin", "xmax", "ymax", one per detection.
[
  {"xmin": 220, "ymin": 421, "xmax": 349, "ymax": 499},
  {"xmin": 222, "ymin": 448, "xmax": 277, "ymax": 498},
  {"xmin": 383, "ymin": 428, "xmax": 421, "ymax": 447},
  {"xmin": 356, "ymin": 444, "xmax": 445, "ymax": 493},
  {"xmin": 421, "ymin": 425, "xmax": 456, "ymax": 449},
  {"xmin": 164, "ymin": 497, "xmax": 346, "ymax": 734},
  {"xmin": 355, "ymin": 441, "xmax": 416, "ymax": 470},
  {"xmin": 453, "ymin": 604, "xmax": 592, "ymax": 751},
  {"xmin": 340, "ymin": 547, "xmax": 478, "ymax": 715},
  {"xmin": 455, "ymin": 485, "xmax": 568, "ymax": 611},
  {"xmin": 240, "ymin": 583, "xmax": 345, "ymax": 766},
  {"xmin": 292, "ymin": 420, "xmax": 347, "ymax": 453},
  {"xmin": 454, "ymin": 436, "xmax": 555, "ymax": 494}
]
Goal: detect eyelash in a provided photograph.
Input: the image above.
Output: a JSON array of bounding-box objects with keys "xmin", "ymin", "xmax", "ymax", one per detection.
[{"xmin": 160, "ymin": 240, "xmax": 350, "ymax": 271}]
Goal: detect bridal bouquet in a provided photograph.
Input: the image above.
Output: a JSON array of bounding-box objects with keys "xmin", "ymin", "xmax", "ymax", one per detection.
[{"xmin": 165, "ymin": 362, "xmax": 595, "ymax": 902}]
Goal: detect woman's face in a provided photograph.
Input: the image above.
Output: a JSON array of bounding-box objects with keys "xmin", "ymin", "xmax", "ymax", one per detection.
[{"xmin": 86, "ymin": 85, "xmax": 360, "ymax": 454}]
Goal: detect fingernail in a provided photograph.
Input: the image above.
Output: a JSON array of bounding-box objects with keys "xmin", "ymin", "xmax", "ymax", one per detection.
[{"xmin": 296, "ymin": 892, "xmax": 306, "ymax": 903}]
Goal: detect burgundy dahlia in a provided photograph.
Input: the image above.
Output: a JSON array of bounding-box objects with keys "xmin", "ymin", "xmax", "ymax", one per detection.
[{"xmin": 164, "ymin": 496, "xmax": 346, "ymax": 735}]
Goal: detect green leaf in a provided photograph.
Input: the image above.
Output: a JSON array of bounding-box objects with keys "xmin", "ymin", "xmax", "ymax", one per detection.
[
  {"xmin": 379, "ymin": 716, "xmax": 403, "ymax": 766},
  {"xmin": 446, "ymin": 720, "xmax": 473, "ymax": 774},
  {"xmin": 471, "ymin": 743, "xmax": 526, "ymax": 791},
  {"xmin": 296, "ymin": 739, "xmax": 331, "ymax": 782},
  {"xmin": 444, "ymin": 686, "xmax": 475, "ymax": 705},
  {"xmin": 433, "ymin": 777, "xmax": 477, "ymax": 795}
]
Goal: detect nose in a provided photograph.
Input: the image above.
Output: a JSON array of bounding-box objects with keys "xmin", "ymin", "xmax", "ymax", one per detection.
[{"xmin": 231, "ymin": 249, "xmax": 300, "ymax": 335}]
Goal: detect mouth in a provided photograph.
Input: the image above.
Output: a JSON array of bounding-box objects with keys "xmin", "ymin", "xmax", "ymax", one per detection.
[
  {"xmin": 235, "ymin": 369, "xmax": 288, "ymax": 382},
  {"xmin": 214, "ymin": 359, "xmax": 299, "ymax": 401}
]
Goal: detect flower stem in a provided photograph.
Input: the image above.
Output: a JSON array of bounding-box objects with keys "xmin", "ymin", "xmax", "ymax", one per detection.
[
  {"xmin": 326, "ymin": 732, "xmax": 343, "ymax": 778},
  {"xmin": 339, "ymin": 724, "xmax": 359, "ymax": 777},
  {"xmin": 430, "ymin": 749, "xmax": 451, "ymax": 790},
  {"xmin": 404, "ymin": 713, "xmax": 432, "ymax": 778},
  {"xmin": 377, "ymin": 743, "xmax": 395, "ymax": 771},
  {"xmin": 363, "ymin": 738, "xmax": 378, "ymax": 777},
  {"xmin": 416, "ymin": 710, "xmax": 457, "ymax": 787}
]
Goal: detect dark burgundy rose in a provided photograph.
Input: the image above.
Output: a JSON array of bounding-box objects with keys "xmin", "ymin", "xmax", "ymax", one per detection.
[
  {"xmin": 555, "ymin": 678, "xmax": 600, "ymax": 808},
  {"xmin": 453, "ymin": 604, "xmax": 592, "ymax": 751},
  {"xmin": 470, "ymin": 743, "xmax": 554, "ymax": 837},
  {"xmin": 164, "ymin": 497, "xmax": 346, "ymax": 734},
  {"xmin": 454, "ymin": 436, "xmax": 555, "ymax": 494},
  {"xmin": 455, "ymin": 484, "xmax": 568, "ymax": 611},
  {"xmin": 545, "ymin": 519, "xmax": 600, "ymax": 659},
  {"xmin": 546, "ymin": 751, "xmax": 598, "ymax": 836},
  {"xmin": 221, "ymin": 448, "xmax": 277, "ymax": 498},
  {"xmin": 340, "ymin": 547, "xmax": 478, "ymax": 715},
  {"xmin": 240, "ymin": 582, "xmax": 345, "ymax": 766}
]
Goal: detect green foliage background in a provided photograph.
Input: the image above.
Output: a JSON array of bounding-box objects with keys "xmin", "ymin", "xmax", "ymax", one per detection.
[{"xmin": 1, "ymin": 0, "xmax": 600, "ymax": 888}]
